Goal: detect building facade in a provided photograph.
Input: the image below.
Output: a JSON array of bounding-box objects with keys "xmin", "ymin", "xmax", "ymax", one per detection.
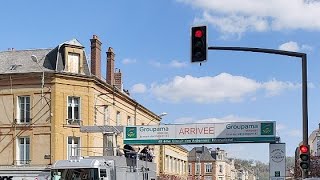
[
  {"xmin": 188, "ymin": 146, "xmax": 217, "ymax": 180},
  {"xmin": 0, "ymin": 35, "xmax": 161, "ymax": 177},
  {"xmin": 188, "ymin": 147, "xmax": 256, "ymax": 180},
  {"xmin": 158, "ymin": 145, "xmax": 189, "ymax": 180},
  {"xmin": 308, "ymin": 127, "xmax": 320, "ymax": 156}
]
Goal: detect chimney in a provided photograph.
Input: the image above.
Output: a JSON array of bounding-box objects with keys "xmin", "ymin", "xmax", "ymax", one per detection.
[
  {"xmin": 114, "ymin": 69, "xmax": 122, "ymax": 90},
  {"xmin": 106, "ymin": 47, "xmax": 115, "ymax": 86},
  {"xmin": 90, "ymin": 35, "xmax": 102, "ymax": 79}
]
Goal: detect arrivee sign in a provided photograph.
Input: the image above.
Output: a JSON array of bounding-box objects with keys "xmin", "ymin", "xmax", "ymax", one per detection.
[{"xmin": 124, "ymin": 121, "xmax": 276, "ymax": 145}]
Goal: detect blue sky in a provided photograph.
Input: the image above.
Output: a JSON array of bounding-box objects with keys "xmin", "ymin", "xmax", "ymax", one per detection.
[{"xmin": 1, "ymin": 0, "xmax": 320, "ymax": 163}]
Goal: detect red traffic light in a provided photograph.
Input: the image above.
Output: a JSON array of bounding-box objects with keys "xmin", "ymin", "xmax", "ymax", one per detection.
[
  {"xmin": 195, "ymin": 30, "xmax": 203, "ymax": 38},
  {"xmin": 300, "ymin": 145, "xmax": 309, "ymax": 153}
]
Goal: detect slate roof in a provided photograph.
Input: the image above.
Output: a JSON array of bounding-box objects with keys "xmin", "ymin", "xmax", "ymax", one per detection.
[
  {"xmin": 0, "ymin": 49, "xmax": 54, "ymax": 74},
  {"xmin": 0, "ymin": 38, "xmax": 90, "ymax": 76},
  {"xmin": 188, "ymin": 146, "xmax": 215, "ymax": 162}
]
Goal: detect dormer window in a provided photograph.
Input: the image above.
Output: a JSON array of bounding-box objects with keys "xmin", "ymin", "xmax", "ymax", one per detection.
[
  {"xmin": 63, "ymin": 45, "xmax": 84, "ymax": 74},
  {"xmin": 67, "ymin": 53, "xmax": 80, "ymax": 73}
]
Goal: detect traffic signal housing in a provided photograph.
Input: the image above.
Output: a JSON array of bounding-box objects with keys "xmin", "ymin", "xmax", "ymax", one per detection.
[
  {"xmin": 299, "ymin": 144, "xmax": 310, "ymax": 171},
  {"xmin": 191, "ymin": 26, "xmax": 207, "ymax": 63}
]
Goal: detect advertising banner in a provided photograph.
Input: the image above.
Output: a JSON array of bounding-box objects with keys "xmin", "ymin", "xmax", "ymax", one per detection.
[
  {"xmin": 269, "ymin": 143, "xmax": 286, "ymax": 180},
  {"xmin": 124, "ymin": 121, "xmax": 276, "ymax": 145}
]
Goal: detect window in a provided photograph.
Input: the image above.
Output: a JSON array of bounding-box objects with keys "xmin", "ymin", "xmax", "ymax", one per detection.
[
  {"xmin": 205, "ymin": 163, "xmax": 212, "ymax": 173},
  {"xmin": 188, "ymin": 163, "xmax": 191, "ymax": 174},
  {"xmin": 104, "ymin": 106, "xmax": 109, "ymax": 126},
  {"xmin": 17, "ymin": 137, "xmax": 30, "ymax": 165},
  {"xmin": 17, "ymin": 96, "xmax": 30, "ymax": 123},
  {"xmin": 165, "ymin": 156, "xmax": 169, "ymax": 171},
  {"xmin": 127, "ymin": 116, "xmax": 131, "ymax": 126},
  {"xmin": 67, "ymin": 136, "xmax": 80, "ymax": 159},
  {"xmin": 100, "ymin": 169, "xmax": 107, "ymax": 177},
  {"xmin": 116, "ymin": 111, "xmax": 121, "ymax": 126},
  {"xmin": 219, "ymin": 165, "xmax": 223, "ymax": 173},
  {"xmin": 196, "ymin": 163, "xmax": 201, "ymax": 174},
  {"xmin": 67, "ymin": 96, "xmax": 81, "ymax": 125},
  {"xmin": 67, "ymin": 53, "xmax": 80, "ymax": 73}
]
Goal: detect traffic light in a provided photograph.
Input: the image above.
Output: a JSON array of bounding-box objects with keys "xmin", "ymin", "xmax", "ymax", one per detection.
[
  {"xmin": 191, "ymin": 26, "xmax": 207, "ymax": 63},
  {"xmin": 299, "ymin": 144, "xmax": 310, "ymax": 171}
]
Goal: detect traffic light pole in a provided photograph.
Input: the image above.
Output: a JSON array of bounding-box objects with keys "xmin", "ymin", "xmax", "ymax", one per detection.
[{"xmin": 208, "ymin": 46, "xmax": 309, "ymax": 178}]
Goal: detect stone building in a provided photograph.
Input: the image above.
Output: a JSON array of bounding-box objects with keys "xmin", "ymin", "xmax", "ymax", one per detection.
[{"xmin": 0, "ymin": 35, "xmax": 161, "ymax": 177}]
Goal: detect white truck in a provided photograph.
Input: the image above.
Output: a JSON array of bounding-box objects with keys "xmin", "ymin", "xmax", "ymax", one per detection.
[{"xmin": 50, "ymin": 156, "xmax": 156, "ymax": 180}]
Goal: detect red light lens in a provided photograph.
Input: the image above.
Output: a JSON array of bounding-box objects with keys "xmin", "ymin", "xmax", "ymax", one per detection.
[
  {"xmin": 300, "ymin": 145, "xmax": 308, "ymax": 153},
  {"xmin": 195, "ymin": 30, "xmax": 203, "ymax": 38}
]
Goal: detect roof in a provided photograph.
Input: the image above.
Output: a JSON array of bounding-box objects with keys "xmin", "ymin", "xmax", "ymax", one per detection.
[
  {"xmin": 0, "ymin": 49, "xmax": 53, "ymax": 74},
  {"xmin": 0, "ymin": 38, "xmax": 90, "ymax": 76},
  {"xmin": 188, "ymin": 146, "xmax": 215, "ymax": 162},
  {"xmin": 62, "ymin": 38, "xmax": 84, "ymax": 47}
]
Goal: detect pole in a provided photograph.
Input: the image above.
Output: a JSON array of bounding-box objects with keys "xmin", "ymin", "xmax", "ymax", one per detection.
[
  {"xmin": 207, "ymin": 46, "xmax": 309, "ymax": 178},
  {"xmin": 302, "ymin": 54, "xmax": 309, "ymax": 179},
  {"xmin": 136, "ymin": 152, "xmax": 139, "ymax": 180}
]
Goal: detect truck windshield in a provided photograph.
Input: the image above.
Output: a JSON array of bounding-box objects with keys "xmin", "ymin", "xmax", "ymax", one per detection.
[{"xmin": 51, "ymin": 168, "xmax": 98, "ymax": 180}]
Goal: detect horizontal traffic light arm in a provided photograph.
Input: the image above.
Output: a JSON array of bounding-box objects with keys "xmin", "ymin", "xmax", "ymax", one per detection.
[
  {"xmin": 206, "ymin": 45, "xmax": 308, "ymax": 178},
  {"xmin": 208, "ymin": 46, "xmax": 305, "ymax": 58}
]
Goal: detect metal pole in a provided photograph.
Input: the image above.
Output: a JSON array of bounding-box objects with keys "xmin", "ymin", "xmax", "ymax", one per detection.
[
  {"xmin": 302, "ymin": 54, "xmax": 309, "ymax": 179},
  {"xmin": 207, "ymin": 46, "xmax": 309, "ymax": 178},
  {"xmin": 136, "ymin": 152, "xmax": 139, "ymax": 180}
]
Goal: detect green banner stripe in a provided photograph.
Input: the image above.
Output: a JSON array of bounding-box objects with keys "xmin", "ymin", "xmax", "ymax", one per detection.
[{"xmin": 124, "ymin": 137, "xmax": 276, "ymax": 145}]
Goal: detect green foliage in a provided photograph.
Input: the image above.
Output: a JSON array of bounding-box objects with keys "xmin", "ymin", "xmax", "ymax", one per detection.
[{"xmin": 234, "ymin": 156, "xmax": 295, "ymax": 180}]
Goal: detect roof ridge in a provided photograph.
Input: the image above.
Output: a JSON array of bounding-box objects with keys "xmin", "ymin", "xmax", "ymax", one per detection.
[{"xmin": 0, "ymin": 48, "xmax": 53, "ymax": 53}]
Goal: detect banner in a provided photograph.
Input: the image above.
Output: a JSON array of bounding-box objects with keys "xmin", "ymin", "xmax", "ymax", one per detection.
[
  {"xmin": 269, "ymin": 143, "xmax": 286, "ymax": 180},
  {"xmin": 124, "ymin": 121, "xmax": 276, "ymax": 145}
]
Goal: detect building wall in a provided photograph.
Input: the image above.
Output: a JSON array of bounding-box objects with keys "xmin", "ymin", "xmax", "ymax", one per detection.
[
  {"xmin": 0, "ymin": 75, "xmax": 52, "ymax": 166},
  {"xmin": 159, "ymin": 145, "xmax": 188, "ymax": 179},
  {"xmin": 188, "ymin": 161, "xmax": 216, "ymax": 180},
  {"xmin": 0, "ymin": 73, "xmax": 160, "ymax": 168}
]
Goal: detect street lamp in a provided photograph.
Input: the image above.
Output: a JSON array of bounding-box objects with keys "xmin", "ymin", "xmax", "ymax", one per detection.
[
  {"xmin": 147, "ymin": 112, "xmax": 167, "ymax": 125},
  {"xmin": 158, "ymin": 112, "xmax": 168, "ymax": 124},
  {"xmin": 158, "ymin": 112, "xmax": 167, "ymax": 118},
  {"xmin": 31, "ymin": 55, "xmax": 45, "ymax": 104}
]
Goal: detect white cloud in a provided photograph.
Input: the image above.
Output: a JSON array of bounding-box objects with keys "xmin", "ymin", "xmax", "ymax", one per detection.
[
  {"xmin": 301, "ymin": 44, "xmax": 313, "ymax": 51},
  {"xmin": 122, "ymin": 58, "xmax": 137, "ymax": 65},
  {"xmin": 150, "ymin": 60, "xmax": 187, "ymax": 68},
  {"xmin": 179, "ymin": 0, "xmax": 320, "ymax": 36},
  {"xmin": 151, "ymin": 73, "xmax": 299, "ymax": 103},
  {"xmin": 195, "ymin": 114, "xmax": 265, "ymax": 123},
  {"xmin": 276, "ymin": 124, "xmax": 286, "ymax": 131},
  {"xmin": 131, "ymin": 83, "xmax": 147, "ymax": 94},
  {"xmin": 278, "ymin": 41, "xmax": 313, "ymax": 52},
  {"xmin": 174, "ymin": 117, "xmax": 195, "ymax": 124},
  {"xmin": 263, "ymin": 79, "xmax": 300, "ymax": 96},
  {"xmin": 149, "ymin": 61, "xmax": 162, "ymax": 68},
  {"xmin": 278, "ymin": 41, "xmax": 300, "ymax": 52},
  {"xmin": 169, "ymin": 60, "xmax": 187, "ymax": 68}
]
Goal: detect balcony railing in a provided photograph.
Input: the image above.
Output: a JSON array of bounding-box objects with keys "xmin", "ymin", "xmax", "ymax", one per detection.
[
  {"xmin": 66, "ymin": 119, "xmax": 82, "ymax": 126},
  {"xmin": 14, "ymin": 160, "xmax": 31, "ymax": 166},
  {"xmin": 14, "ymin": 118, "xmax": 32, "ymax": 124}
]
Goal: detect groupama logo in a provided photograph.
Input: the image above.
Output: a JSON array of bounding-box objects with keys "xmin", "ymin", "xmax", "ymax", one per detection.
[
  {"xmin": 261, "ymin": 123, "xmax": 274, "ymax": 135},
  {"xmin": 126, "ymin": 127, "xmax": 137, "ymax": 139}
]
